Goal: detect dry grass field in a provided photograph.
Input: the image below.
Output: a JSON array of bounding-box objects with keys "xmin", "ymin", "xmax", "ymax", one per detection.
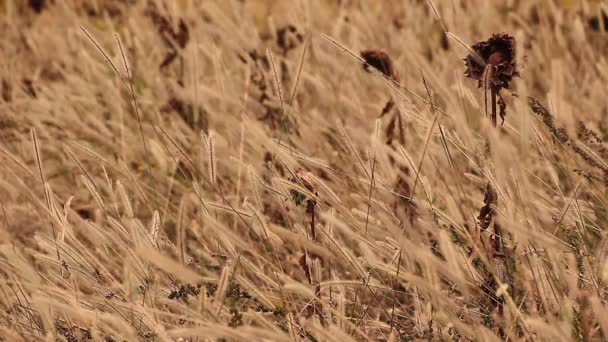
[{"xmin": 1, "ymin": 0, "xmax": 608, "ymax": 341}]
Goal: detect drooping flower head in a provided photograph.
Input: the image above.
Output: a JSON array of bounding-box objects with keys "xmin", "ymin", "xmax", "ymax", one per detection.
[{"xmin": 465, "ymin": 33, "xmax": 518, "ymax": 91}]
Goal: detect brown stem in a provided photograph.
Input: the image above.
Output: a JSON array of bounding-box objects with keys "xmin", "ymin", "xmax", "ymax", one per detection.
[
  {"xmin": 493, "ymin": 222, "xmax": 503, "ymax": 255},
  {"xmin": 491, "ymin": 89, "xmax": 497, "ymax": 127},
  {"xmin": 397, "ymin": 110, "xmax": 405, "ymax": 145},
  {"xmin": 307, "ymin": 200, "xmax": 316, "ymax": 241}
]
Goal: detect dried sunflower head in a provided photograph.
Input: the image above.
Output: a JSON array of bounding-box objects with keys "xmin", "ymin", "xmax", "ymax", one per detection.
[
  {"xmin": 464, "ymin": 33, "xmax": 519, "ymax": 126},
  {"xmin": 464, "ymin": 33, "xmax": 518, "ymax": 91}
]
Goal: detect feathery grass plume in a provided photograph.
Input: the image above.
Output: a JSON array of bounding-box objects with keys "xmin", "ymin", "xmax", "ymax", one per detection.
[
  {"xmin": 80, "ymin": 175, "xmax": 105, "ymax": 213},
  {"xmin": 149, "ymin": 210, "xmax": 161, "ymax": 248},
  {"xmin": 465, "ymin": 33, "xmax": 519, "ymax": 126},
  {"xmin": 201, "ymin": 131, "xmax": 217, "ymax": 185},
  {"xmin": 577, "ymin": 121, "xmax": 608, "ymax": 159},
  {"xmin": 31, "ymin": 129, "xmax": 62, "ymax": 270},
  {"xmin": 288, "ymin": 33, "xmax": 309, "ymax": 106},
  {"xmin": 529, "ymin": 96, "xmax": 608, "ymax": 179},
  {"xmin": 337, "ymin": 120, "xmax": 371, "ymax": 179},
  {"xmin": 115, "ymin": 180, "xmax": 133, "ymax": 219},
  {"xmin": 528, "ymin": 96, "xmax": 569, "ymax": 144},
  {"xmin": 80, "ymin": 25, "xmax": 150, "ymax": 162}
]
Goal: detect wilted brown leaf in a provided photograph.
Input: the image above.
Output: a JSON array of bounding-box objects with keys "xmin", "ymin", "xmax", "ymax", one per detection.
[{"xmin": 361, "ymin": 49, "xmax": 400, "ymax": 82}]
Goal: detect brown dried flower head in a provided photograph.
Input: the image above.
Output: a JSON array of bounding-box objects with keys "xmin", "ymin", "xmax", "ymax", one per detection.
[
  {"xmin": 360, "ymin": 49, "xmax": 400, "ymax": 82},
  {"xmin": 465, "ymin": 33, "xmax": 518, "ymax": 90},
  {"xmin": 464, "ymin": 33, "xmax": 518, "ymax": 126}
]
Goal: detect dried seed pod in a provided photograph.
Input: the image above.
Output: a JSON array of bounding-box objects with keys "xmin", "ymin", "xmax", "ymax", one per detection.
[{"xmin": 464, "ymin": 33, "xmax": 518, "ymax": 126}]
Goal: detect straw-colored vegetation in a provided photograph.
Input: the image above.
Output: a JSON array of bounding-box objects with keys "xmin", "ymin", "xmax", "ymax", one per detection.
[{"xmin": 1, "ymin": 0, "xmax": 608, "ymax": 341}]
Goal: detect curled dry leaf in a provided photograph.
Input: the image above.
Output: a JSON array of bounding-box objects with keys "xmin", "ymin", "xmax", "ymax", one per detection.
[
  {"xmin": 1, "ymin": 79, "xmax": 12, "ymax": 102},
  {"xmin": 360, "ymin": 49, "xmax": 400, "ymax": 82},
  {"xmin": 276, "ymin": 25, "xmax": 304, "ymax": 54},
  {"xmin": 240, "ymin": 45, "xmax": 300, "ymax": 133},
  {"xmin": 160, "ymin": 97, "xmax": 209, "ymax": 133},
  {"xmin": 22, "ymin": 78, "xmax": 37, "ymax": 98},
  {"xmin": 361, "ymin": 50, "xmax": 405, "ymax": 145},
  {"xmin": 464, "ymin": 33, "xmax": 518, "ymax": 126},
  {"xmin": 588, "ymin": 11, "xmax": 608, "ymax": 32},
  {"xmin": 380, "ymin": 98, "xmax": 396, "ymax": 118},
  {"xmin": 289, "ymin": 168, "xmax": 317, "ymax": 206},
  {"xmin": 299, "ymin": 254, "xmax": 312, "ymax": 285},
  {"xmin": 477, "ymin": 182, "xmax": 497, "ymax": 231},
  {"xmin": 146, "ymin": 3, "xmax": 190, "ymax": 69},
  {"xmin": 28, "ymin": 0, "xmax": 48, "ymax": 13}
]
